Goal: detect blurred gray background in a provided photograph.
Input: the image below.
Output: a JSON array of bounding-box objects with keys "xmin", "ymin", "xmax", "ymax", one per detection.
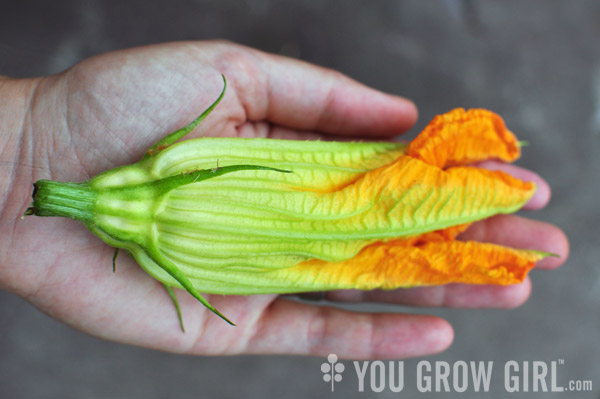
[{"xmin": 1, "ymin": 1, "xmax": 598, "ymax": 398}]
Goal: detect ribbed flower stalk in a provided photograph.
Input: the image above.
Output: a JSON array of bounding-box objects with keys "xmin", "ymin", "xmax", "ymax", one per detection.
[{"xmin": 26, "ymin": 76, "xmax": 551, "ymax": 327}]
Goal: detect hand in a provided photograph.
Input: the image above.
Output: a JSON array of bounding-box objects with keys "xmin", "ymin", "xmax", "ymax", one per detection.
[{"xmin": 0, "ymin": 41, "xmax": 568, "ymax": 358}]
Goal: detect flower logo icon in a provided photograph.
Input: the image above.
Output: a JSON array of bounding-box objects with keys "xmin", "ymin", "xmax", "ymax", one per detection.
[{"xmin": 321, "ymin": 354, "xmax": 345, "ymax": 391}]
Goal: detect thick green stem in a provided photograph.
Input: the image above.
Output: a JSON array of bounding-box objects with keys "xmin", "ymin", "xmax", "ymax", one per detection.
[{"xmin": 25, "ymin": 180, "xmax": 95, "ymax": 222}]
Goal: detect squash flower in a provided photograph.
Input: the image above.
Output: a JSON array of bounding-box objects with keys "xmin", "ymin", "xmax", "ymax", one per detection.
[{"xmin": 26, "ymin": 77, "xmax": 551, "ymax": 326}]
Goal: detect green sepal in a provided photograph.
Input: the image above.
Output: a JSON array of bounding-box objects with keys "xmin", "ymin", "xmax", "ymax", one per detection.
[
  {"xmin": 142, "ymin": 74, "xmax": 227, "ymax": 160},
  {"xmin": 164, "ymin": 284, "xmax": 185, "ymax": 332},
  {"xmin": 529, "ymin": 249, "xmax": 560, "ymax": 258},
  {"xmin": 145, "ymin": 244, "xmax": 236, "ymax": 326},
  {"xmin": 149, "ymin": 164, "xmax": 292, "ymax": 197}
]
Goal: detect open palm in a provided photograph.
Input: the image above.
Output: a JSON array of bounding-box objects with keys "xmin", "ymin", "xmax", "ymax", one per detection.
[{"xmin": 0, "ymin": 41, "xmax": 568, "ymax": 358}]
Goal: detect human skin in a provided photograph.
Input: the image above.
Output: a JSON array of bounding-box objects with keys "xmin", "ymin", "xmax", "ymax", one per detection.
[{"xmin": 0, "ymin": 41, "xmax": 568, "ymax": 359}]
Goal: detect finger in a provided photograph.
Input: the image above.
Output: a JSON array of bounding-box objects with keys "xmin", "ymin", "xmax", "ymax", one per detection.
[
  {"xmin": 475, "ymin": 160, "xmax": 551, "ymax": 210},
  {"xmin": 240, "ymin": 299, "xmax": 453, "ymax": 359},
  {"xmin": 459, "ymin": 214, "xmax": 569, "ymax": 269},
  {"xmin": 325, "ymin": 278, "xmax": 531, "ymax": 309},
  {"xmin": 219, "ymin": 44, "xmax": 418, "ymax": 137}
]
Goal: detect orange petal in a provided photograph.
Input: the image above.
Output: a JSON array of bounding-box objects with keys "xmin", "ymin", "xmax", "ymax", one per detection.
[
  {"xmin": 408, "ymin": 108, "xmax": 521, "ymax": 168},
  {"xmin": 279, "ymin": 240, "xmax": 543, "ymax": 289},
  {"xmin": 321, "ymin": 155, "xmax": 536, "ymax": 237}
]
